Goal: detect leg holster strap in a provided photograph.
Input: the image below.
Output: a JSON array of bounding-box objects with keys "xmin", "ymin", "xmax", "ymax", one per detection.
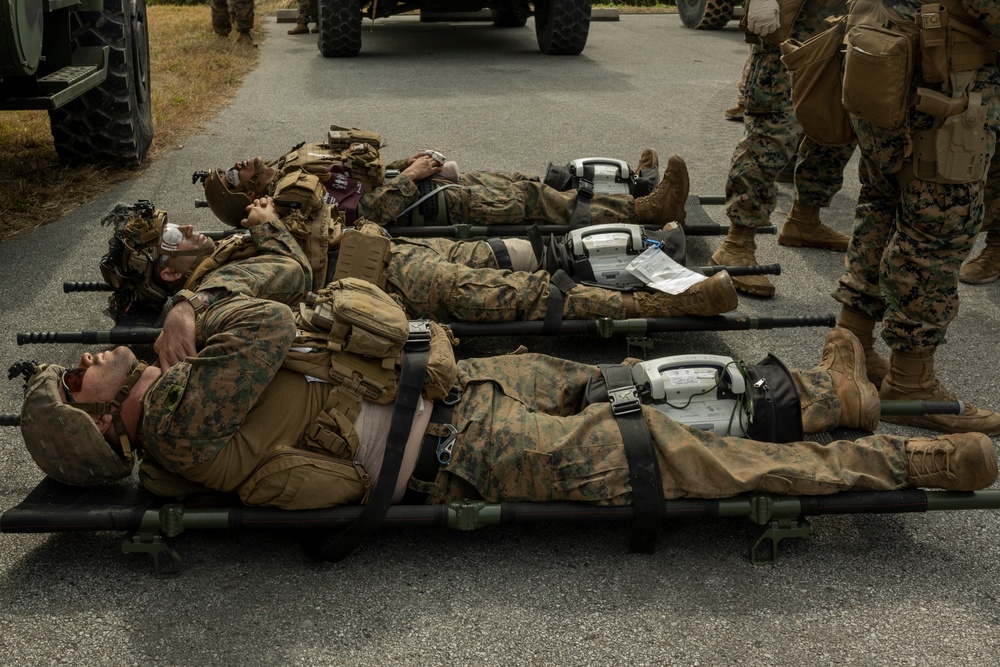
[{"xmin": 598, "ymin": 364, "xmax": 664, "ymax": 553}]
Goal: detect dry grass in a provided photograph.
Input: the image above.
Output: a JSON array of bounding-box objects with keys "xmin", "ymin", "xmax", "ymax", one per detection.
[{"xmin": 0, "ymin": 1, "xmax": 287, "ymax": 243}]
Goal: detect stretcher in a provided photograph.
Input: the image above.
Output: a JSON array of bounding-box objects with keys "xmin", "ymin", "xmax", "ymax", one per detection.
[{"xmin": 2, "ymin": 415, "xmax": 997, "ymax": 577}]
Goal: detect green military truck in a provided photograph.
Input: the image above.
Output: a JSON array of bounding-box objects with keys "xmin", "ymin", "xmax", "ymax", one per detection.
[
  {"xmin": 677, "ymin": 0, "xmax": 740, "ymax": 29},
  {"xmin": 0, "ymin": 0, "xmax": 153, "ymax": 167},
  {"xmin": 317, "ymin": 0, "xmax": 592, "ymax": 57}
]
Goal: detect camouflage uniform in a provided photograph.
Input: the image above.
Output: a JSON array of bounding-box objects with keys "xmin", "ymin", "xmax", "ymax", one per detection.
[
  {"xmin": 386, "ymin": 237, "xmax": 634, "ymax": 322},
  {"xmin": 138, "ymin": 292, "xmax": 906, "ymax": 508},
  {"xmin": 212, "ymin": 0, "xmax": 254, "ymax": 36},
  {"xmin": 294, "ymin": 0, "xmax": 319, "ymax": 25},
  {"xmin": 359, "ymin": 172, "xmax": 637, "ymax": 227},
  {"xmin": 726, "ymin": 2, "xmax": 856, "ymax": 230},
  {"xmin": 832, "ymin": 0, "xmax": 1000, "ymax": 353}
]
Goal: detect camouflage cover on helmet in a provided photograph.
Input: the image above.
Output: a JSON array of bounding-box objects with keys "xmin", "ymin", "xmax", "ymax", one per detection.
[
  {"xmin": 20, "ymin": 364, "xmax": 133, "ymax": 486},
  {"xmin": 202, "ymin": 168, "xmax": 254, "ymax": 227},
  {"xmin": 98, "ymin": 202, "xmax": 176, "ymax": 320}
]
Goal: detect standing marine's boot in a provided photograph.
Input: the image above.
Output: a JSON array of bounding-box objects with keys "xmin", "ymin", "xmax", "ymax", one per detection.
[
  {"xmin": 724, "ymin": 103, "xmax": 744, "ymax": 121},
  {"xmin": 288, "ymin": 22, "xmax": 310, "ymax": 34},
  {"xmin": 960, "ymin": 231, "xmax": 1000, "ymax": 284},
  {"xmin": 905, "ymin": 433, "xmax": 997, "ymax": 491},
  {"xmin": 836, "ymin": 307, "xmax": 890, "ymax": 387},
  {"xmin": 815, "ymin": 328, "xmax": 880, "ymax": 431},
  {"xmin": 636, "ymin": 148, "xmax": 658, "ymax": 173},
  {"xmin": 709, "ymin": 224, "xmax": 775, "ymax": 297},
  {"xmin": 624, "ymin": 271, "xmax": 739, "ymax": 318},
  {"xmin": 879, "ymin": 350, "xmax": 1000, "ymax": 435},
  {"xmin": 633, "ymin": 155, "xmax": 689, "ymax": 227},
  {"xmin": 777, "ymin": 202, "xmax": 850, "ymax": 251}
]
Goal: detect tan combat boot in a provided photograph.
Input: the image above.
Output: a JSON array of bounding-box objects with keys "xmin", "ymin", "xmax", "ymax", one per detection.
[
  {"xmin": 724, "ymin": 103, "xmax": 744, "ymax": 121},
  {"xmin": 709, "ymin": 225, "xmax": 775, "ymax": 297},
  {"xmin": 815, "ymin": 328, "xmax": 880, "ymax": 431},
  {"xmin": 235, "ymin": 31, "xmax": 257, "ymax": 48},
  {"xmin": 633, "ymin": 155, "xmax": 689, "ymax": 227},
  {"xmin": 626, "ymin": 271, "xmax": 739, "ymax": 317},
  {"xmin": 288, "ymin": 22, "xmax": 310, "ymax": 34},
  {"xmin": 905, "ymin": 433, "xmax": 998, "ymax": 491},
  {"xmin": 880, "ymin": 350, "xmax": 1000, "ymax": 435},
  {"xmin": 636, "ymin": 148, "xmax": 658, "ymax": 173},
  {"xmin": 960, "ymin": 231, "xmax": 1000, "ymax": 284},
  {"xmin": 777, "ymin": 202, "xmax": 850, "ymax": 251},
  {"xmin": 837, "ymin": 307, "xmax": 890, "ymax": 387}
]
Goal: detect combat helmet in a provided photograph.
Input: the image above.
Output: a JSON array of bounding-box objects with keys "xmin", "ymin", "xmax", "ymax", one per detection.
[
  {"xmin": 195, "ymin": 157, "xmax": 271, "ymax": 227},
  {"xmin": 99, "ymin": 201, "xmax": 211, "ymax": 320},
  {"xmin": 18, "ymin": 360, "xmax": 148, "ymax": 486}
]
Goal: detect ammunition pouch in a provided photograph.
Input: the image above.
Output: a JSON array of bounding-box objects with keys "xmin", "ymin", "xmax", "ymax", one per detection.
[
  {"xmin": 842, "ymin": 23, "xmax": 915, "ymax": 130},
  {"xmin": 781, "ymin": 16, "xmax": 855, "ymax": 146},
  {"xmin": 911, "ymin": 91, "xmax": 988, "ymax": 183},
  {"xmin": 273, "ymin": 171, "xmax": 327, "ymax": 217}
]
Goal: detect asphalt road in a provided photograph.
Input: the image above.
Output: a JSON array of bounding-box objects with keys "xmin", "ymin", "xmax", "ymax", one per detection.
[{"xmin": 2, "ymin": 14, "xmax": 1000, "ymax": 666}]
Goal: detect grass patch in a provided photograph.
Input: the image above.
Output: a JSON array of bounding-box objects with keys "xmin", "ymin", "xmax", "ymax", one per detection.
[{"xmin": 0, "ymin": 1, "xmax": 287, "ymax": 243}]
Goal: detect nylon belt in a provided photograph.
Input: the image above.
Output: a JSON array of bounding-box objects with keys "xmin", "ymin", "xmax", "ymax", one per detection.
[
  {"xmin": 312, "ymin": 320, "xmax": 432, "ymax": 562},
  {"xmin": 568, "ymin": 164, "xmax": 595, "ymax": 228},
  {"xmin": 599, "ymin": 364, "xmax": 664, "ymax": 553}
]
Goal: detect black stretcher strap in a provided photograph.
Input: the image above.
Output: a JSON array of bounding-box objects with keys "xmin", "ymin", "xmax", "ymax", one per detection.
[
  {"xmin": 599, "ymin": 364, "xmax": 664, "ymax": 553},
  {"xmin": 310, "ymin": 321, "xmax": 432, "ymax": 562},
  {"xmin": 487, "ymin": 238, "xmax": 513, "ymax": 270},
  {"xmin": 543, "ymin": 270, "xmax": 576, "ymax": 335},
  {"xmin": 568, "ymin": 165, "xmax": 595, "ymax": 227}
]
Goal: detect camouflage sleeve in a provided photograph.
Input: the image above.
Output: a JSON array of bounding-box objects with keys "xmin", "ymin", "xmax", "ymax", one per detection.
[
  {"xmin": 357, "ymin": 172, "xmax": 420, "ymax": 225},
  {"xmin": 141, "ymin": 296, "xmax": 298, "ymax": 473},
  {"xmin": 195, "ymin": 218, "xmax": 311, "ymax": 305}
]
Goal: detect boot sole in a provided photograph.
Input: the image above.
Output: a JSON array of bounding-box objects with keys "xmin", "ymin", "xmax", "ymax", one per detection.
[
  {"xmin": 776, "ymin": 235, "xmax": 848, "ymax": 252},
  {"xmin": 881, "ymin": 414, "xmax": 1000, "ymax": 438},
  {"xmin": 959, "ymin": 272, "xmax": 1000, "ymax": 285}
]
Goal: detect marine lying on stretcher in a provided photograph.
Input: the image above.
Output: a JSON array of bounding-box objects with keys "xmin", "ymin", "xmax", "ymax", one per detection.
[
  {"xmin": 93, "ymin": 172, "xmax": 745, "ymax": 371},
  {"xmin": 14, "ymin": 197, "xmax": 997, "ymax": 527}
]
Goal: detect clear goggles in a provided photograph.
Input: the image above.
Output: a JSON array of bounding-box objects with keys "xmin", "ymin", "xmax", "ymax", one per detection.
[
  {"xmin": 160, "ymin": 223, "xmax": 184, "ymax": 252},
  {"xmin": 224, "ymin": 168, "xmax": 241, "ymax": 190}
]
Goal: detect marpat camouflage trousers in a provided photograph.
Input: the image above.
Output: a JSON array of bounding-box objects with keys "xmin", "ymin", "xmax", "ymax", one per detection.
[
  {"xmin": 212, "ymin": 0, "xmax": 254, "ymax": 35},
  {"xmin": 725, "ymin": 13, "xmax": 855, "ymax": 229},
  {"xmin": 833, "ymin": 69, "xmax": 1000, "ymax": 352},
  {"xmin": 386, "ymin": 237, "xmax": 629, "ymax": 322},
  {"xmin": 427, "ymin": 353, "xmax": 907, "ymax": 504}
]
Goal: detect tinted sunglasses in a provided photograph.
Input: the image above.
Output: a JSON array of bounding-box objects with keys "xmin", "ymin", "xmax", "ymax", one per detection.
[{"xmin": 61, "ymin": 367, "xmax": 86, "ymax": 404}]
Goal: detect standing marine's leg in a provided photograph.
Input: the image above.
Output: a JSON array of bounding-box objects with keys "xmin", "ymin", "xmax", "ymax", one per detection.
[
  {"xmin": 960, "ymin": 155, "xmax": 1000, "ymax": 284},
  {"xmin": 211, "ymin": 0, "xmax": 232, "ymax": 36},
  {"xmin": 777, "ymin": 135, "xmax": 855, "ymax": 251}
]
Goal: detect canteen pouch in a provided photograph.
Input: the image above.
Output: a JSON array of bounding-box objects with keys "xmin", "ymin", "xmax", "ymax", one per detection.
[
  {"xmin": 781, "ymin": 17, "xmax": 855, "ymax": 146},
  {"xmin": 842, "ymin": 24, "xmax": 914, "ymax": 130}
]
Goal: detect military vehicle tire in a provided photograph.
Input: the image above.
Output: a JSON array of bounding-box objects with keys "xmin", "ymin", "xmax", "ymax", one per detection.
[
  {"xmin": 677, "ymin": 0, "xmax": 737, "ymax": 29},
  {"xmin": 48, "ymin": 0, "xmax": 153, "ymax": 167},
  {"xmin": 318, "ymin": 0, "xmax": 362, "ymax": 57},
  {"xmin": 492, "ymin": 4, "xmax": 530, "ymax": 27},
  {"xmin": 534, "ymin": 0, "xmax": 591, "ymax": 55}
]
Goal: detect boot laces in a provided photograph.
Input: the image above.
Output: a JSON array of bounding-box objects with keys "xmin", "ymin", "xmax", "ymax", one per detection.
[{"xmin": 910, "ymin": 443, "xmax": 955, "ymax": 480}]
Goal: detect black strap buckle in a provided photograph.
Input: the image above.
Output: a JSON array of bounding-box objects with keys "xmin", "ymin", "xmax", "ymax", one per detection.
[
  {"xmin": 406, "ymin": 320, "xmax": 432, "ymax": 346},
  {"xmin": 608, "ymin": 385, "xmax": 641, "ymax": 416}
]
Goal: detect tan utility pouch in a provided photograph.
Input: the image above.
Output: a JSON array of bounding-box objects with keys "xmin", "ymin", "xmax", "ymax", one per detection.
[
  {"xmin": 238, "ymin": 447, "xmax": 370, "ymax": 509},
  {"xmin": 273, "ymin": 171, "xmax": 326, "ymax": 216},
  {"xmin": 331, "ymin": 228, "xmax": 392, "ymax": 290},
  {"xmin": 842, "ymin": 24, "xmax": 914, "ymax": 130},
  {"xmin": 423, "ymin": 322, "xmax": 459, "ymax": 402},
  {"xmin": 328, "ymin": 124, "xmax": 382, "ymax": 150},
  {"xmin": 781, "ymin": 16, "xmax": 854, "ymax": 146},
  {"xmin": 913, "ymin": 91, "xmax": 989, "ymax": 183},
  {"xmin": 741, "ymin": 0, "xmax": 810, "ymax": 46}
]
